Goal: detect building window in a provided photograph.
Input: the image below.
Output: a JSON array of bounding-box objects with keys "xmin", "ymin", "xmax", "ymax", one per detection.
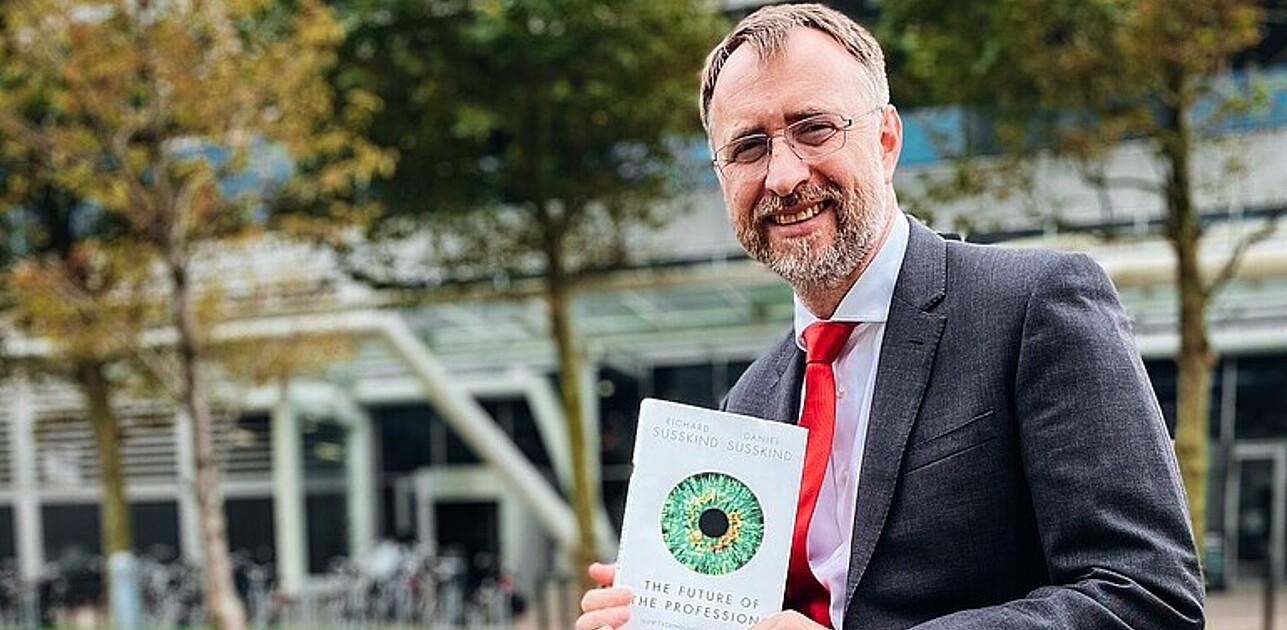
[
  {"xmin": 1144, "ymin": 359, "xmax": 1223, "ymax": 439},
  {"xmin": 1234, "ymin": 355, "xmax": 1287, "ymax": 440}
]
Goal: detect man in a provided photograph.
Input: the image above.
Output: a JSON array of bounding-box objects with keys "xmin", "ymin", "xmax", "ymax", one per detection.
[{"xmin": 578, "ymin": 4, "xmax": 1204, "ymax": 629}]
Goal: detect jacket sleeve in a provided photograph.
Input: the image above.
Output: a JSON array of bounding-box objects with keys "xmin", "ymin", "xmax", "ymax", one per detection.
[{"xmin": 912, "ymin": 253, "xmax": 1204, "ymax": 629}]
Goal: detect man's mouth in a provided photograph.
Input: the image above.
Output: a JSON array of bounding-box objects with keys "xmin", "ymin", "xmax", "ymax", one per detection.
[{"xmin": 767, "ymin": 201, "xmax": 829, "ymax": 226}]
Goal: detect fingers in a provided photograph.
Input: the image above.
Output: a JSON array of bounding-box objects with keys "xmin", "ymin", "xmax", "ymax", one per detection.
[
  {"xmin": 575, "ymin": 587, "xmax": 632, "ymax": 630},
  {"xmin": 750, "ymin": 610, "xmax": 826, "ymax": 629},
  {"xmin": 573, "ymin": 604, "xmax": 631, "ymax": 630},
  {"xmin": 588, "ymin": 561, "xmax": 617, "ymax": 587},
  {"xmin": 576, "ymin": 563, "xmax": 628, "ymax": 630},
  {"xmin": 581, "ymin": 585, "xmax": 632, "ymax": 612}
]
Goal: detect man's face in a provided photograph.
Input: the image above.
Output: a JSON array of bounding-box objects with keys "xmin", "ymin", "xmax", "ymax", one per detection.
[{"xmin": 706, "ymin": 28, "xmax": 900, "ymax": 293}]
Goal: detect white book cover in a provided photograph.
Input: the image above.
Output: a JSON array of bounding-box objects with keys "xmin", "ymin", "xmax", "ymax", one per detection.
[{"xmin": 614, "ymin": 398, "xmax": 807, "ymax": 630}]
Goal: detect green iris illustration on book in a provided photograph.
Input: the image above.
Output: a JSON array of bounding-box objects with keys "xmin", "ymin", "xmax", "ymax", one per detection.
[{"xmin": 660, "ymin": 472, "xmax": 765, "ymax": 575}]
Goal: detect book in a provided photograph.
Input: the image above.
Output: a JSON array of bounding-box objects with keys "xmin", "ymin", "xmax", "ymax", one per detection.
[{"xmin": 614, "ymin": 398, "xmax": 807, "ymax": 630}]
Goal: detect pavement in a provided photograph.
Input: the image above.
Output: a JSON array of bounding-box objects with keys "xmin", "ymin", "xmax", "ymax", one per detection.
[{"xmin": 1207, "ymin": 585, "xmax": 1287, "ymax": 630}]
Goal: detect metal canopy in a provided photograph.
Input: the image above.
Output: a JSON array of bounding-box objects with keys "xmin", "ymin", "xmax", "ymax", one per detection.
[
  {"xmin": 395, "ymin": 263, "xmax": 794, "ymax": 375},
  {"xmin": 390, "ymin": 219, "xmax": 1287, "ymax": 376}
]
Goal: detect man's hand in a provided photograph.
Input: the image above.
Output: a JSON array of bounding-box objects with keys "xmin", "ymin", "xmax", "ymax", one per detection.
[
  {"xmin": 575, "ymin": 562, "xmax": 633, "ymax": 630},
  {"xmin": 751, "ymin": 610, "xmax": 830, "ymax": 629}
]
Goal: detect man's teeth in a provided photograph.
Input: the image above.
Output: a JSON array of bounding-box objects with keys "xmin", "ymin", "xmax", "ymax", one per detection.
[{"xmin": 769, "ymin": 204, "xmax": 823, "ymax": 225}]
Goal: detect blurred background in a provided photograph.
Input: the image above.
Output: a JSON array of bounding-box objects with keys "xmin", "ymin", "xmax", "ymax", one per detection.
[{"xmin": 1, "ymin": 0, "xmax": 1285, "ymax": 628}]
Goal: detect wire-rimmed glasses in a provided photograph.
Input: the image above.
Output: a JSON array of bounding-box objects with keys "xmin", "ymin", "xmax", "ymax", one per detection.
[{"xmin": 711, "ymin": 105, "xmax": 886, "ymax": 181}]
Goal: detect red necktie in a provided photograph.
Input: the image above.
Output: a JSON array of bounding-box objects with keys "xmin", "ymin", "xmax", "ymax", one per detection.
[{"xmin": 785, "ymin": 320, "xmax": 856, "ymax": 628}]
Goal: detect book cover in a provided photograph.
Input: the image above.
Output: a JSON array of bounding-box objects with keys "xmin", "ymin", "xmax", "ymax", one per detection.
[{"xmin": 614, "ymin": 398, "xmax": 807, "ymax": 630}]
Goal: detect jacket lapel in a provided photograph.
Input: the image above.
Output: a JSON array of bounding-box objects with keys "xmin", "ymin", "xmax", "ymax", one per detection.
[
  {"xmin": 844, "ymin": 220, "xmax": 948, "ymax": 608},
  {"xmin": 724, "ymin": 330, "xmax": 805, "ymax": 426},
  {"xmin": 767, "ymin": 332, "xmax": 806, "ymax": 426},
  {"xmin": 773, "ymin": 344, "xmax": 805, "ymax": 427}
]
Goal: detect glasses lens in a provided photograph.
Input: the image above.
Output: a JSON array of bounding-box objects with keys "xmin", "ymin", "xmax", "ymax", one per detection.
[
  {"xmin": 714, "ymin": 113, "xmax": 858, "ymax": 180},
  {"xmin": 723, "ymin": 136, "xmax": 769, "ymax": 165},
  {"xmin": 788, "ymin": 115, "xmax": 847, "ymax": 158},
  {"xmin": 715, "ymin": 136, "xmax": 769, "ymax": 180}
]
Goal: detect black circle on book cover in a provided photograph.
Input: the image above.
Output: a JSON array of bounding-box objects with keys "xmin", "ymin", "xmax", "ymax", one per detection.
[{"xmin": 660, "ymin": 471, "xmax": 765, "ymax": 575}]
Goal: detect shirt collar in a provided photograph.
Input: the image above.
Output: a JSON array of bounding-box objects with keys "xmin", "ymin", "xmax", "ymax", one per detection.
[{"xmin": 793, "ymin": 211, "xmax": 910, "ymax": 350}]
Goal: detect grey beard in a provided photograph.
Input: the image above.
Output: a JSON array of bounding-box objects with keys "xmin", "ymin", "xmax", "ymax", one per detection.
[
  {"xmin": 767, "ymin": 227, "xmax": 868, "ymax": 292},
  {"xmin": 737, "ymin": 182, "xmax": 882, "ymax": 294}
]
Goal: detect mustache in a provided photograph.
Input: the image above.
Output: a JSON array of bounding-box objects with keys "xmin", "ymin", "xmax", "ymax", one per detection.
[{"xmin": 753, "ymin": 182, "xmax": 844, "ymax": 220}]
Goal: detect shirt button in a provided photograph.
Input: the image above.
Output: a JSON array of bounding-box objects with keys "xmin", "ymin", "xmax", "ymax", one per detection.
[{"xmin": 837, "ymin": 385, "xmax": 847, "ymax": 399}]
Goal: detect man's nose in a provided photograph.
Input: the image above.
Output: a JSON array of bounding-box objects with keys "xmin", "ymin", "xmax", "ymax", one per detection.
[{"xmin": 762, "ymin": 136, "xmax": 809, "ymax": 197}]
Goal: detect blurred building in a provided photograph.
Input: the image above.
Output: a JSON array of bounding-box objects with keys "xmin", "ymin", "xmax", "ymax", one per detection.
[{"xmin": 2, "ymin": 6, "xmax": 1287, "ymax": 606}]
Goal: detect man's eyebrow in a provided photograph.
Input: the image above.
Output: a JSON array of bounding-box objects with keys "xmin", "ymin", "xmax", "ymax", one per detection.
[
  {"xmin": 785, "ymin": 108, "xmax": 831, "ymax": 123},
  {"xmin": 724, "ymin": 108, "xmax": 834, "ymax": 142},
  {"xmin": 723, "ymin": 123, "xmax": 768, "ymax": 143}
]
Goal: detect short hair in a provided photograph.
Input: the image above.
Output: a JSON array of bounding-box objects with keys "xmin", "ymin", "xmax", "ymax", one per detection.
[{"xmin": 699, "ymin": 3, "xmax": 889, "ymax": 132}]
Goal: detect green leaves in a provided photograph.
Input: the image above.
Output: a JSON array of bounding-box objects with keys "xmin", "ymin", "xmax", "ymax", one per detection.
[
  {"xmin": 882, "ymin": 0, "xmax": 1267, "ymax": 227},
  {"xmin": 340, "ymin": 0, "xmax": 726, "ymax": 278},
  {"xmin": 883, "ymin": 0, "xmax": 1264, "ymax": 151}
]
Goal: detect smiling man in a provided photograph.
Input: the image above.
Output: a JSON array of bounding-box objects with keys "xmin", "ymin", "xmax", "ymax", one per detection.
[{"xmin": 577, "ymin": 4, "xmax": 1204, "ymax": 629}]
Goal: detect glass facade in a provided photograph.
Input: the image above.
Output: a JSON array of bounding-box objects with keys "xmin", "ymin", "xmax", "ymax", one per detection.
[
  {"xmin": 1234, "ymin": 355, "xmax": 1287, "ymax": 440},
  {"xmin": 306, "ymin": 493, "xmax": 347, "ymax": 574},
  {"xmin": 225, "ymin": 497, "xmax": 275, "ymax": 567},
  {"xmin": 1142, "ymin": 359, "xmax": 1224, "ymax": 439},
  {"xmin": 0, "ymin": 507, "xmax": 12, "ymax": 561},
  {"xmin": 374, "ymin": 399, "xmax": 553, "ymax": 474},
  {"xmin": 434, "ymin": 501, "xmax": 499, "ymax": 593},
  {"xmin": 599, "ymin": 367, "xmax": 642, "ymax": 533},
  {"xmin": 40, "ymin": 501, "xmax": 180, "ymax": 560},
  {"xmin": 375, "ymin": 403, "xmax": 479, "ymax": 471},
  {"xmin": 649, "ymin": 360, "xmax": 752, "ymax": 409},
  {"xmin": 1234, "ymin": 457, "xmax": 1277, "ymax": 578}
]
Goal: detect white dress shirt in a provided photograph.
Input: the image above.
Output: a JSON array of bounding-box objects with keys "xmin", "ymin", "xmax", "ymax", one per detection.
[{"xmin": 791, "ymin": 212, "xmax": 909, "ymax": 629}]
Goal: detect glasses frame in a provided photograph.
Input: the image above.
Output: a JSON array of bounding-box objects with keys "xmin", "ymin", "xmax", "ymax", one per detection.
[{"xmin": 710, "ymin": 104, "xmax": 887, "ymax": 181}]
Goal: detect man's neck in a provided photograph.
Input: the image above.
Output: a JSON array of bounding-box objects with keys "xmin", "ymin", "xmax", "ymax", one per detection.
[
  {"xmin": 795, "ymin": 206, "xmax": 897, "ymax": 319},
  {"xmin": 796, "ymin": 271, "xmax": 861, "ymax": 320}
]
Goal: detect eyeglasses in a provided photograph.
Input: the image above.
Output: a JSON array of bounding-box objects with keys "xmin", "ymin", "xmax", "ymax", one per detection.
[{"xmin": 711, "ymin": 105, "xmax": 886, "ymax": 181}]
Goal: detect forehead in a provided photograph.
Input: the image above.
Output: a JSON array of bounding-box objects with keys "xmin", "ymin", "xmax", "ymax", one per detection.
[{"xmin": 708, "ymin": 27, "xmax": 869, "ymax": 143}]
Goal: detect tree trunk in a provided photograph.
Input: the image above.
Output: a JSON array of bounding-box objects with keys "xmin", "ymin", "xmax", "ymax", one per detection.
[
  {"xmin": 74, "ymin": 359, "xmax": 132, "ymax": 577},
  {"xmin": 1161, "ymin": 87, "xmax": 1212, "ymax": 560},
  {"xmin": 543, "ymin": 220, "xmax": 599, "ymax": 590},
  {"xmin": 166, "ymin": 245, "xmax": 247, "ymax": 630}
]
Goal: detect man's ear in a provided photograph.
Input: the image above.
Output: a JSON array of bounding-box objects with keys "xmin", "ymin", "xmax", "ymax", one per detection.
[{"xmin": 880, "ymin": 105, "xmax": 903, "ymax": 184}]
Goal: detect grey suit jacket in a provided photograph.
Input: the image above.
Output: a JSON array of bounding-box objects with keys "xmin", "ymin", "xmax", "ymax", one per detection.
[{"xmin": 723, "ymin": 218, "xmax": 1204, "ymax": 629}]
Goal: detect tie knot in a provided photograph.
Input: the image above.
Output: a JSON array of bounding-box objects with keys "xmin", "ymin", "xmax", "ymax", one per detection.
[{"xmin": 803, "ymin": 321, "xmax": 857, "ymax": 364}]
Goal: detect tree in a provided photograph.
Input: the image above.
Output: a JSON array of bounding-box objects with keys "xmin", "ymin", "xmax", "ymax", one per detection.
[
  {"xmin": 881, "ymin": 0, "xmax": 1272, "ymax": 555},
  {"xmin": 0, "ymin": 2, "xmax": 390, "ymax": 629},
  {"xmin": 334, "ymin": 0, "xmax": 726, "ymax": 580},
  {"xmin": 2, "ymin": 131, "xmax": 163, "ymax": 621},
  {"xmin": 0, "ymin": 198, "xmax": 14, "ymax": 372}
]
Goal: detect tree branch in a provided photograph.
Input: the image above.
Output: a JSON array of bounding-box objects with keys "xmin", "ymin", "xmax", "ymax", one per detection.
[
  {"xmin": 1204, "ymin": 211, "xmax": 1281, "ymax": 301},
  {"xmin": 1081, "ymin": 165, "xmax": 1163, "ymax": 195},
  {"xmin": 30, "ymin": 270, "xmax": 182, "ymax": 400},
  {"xmin": 0, "ymin": 116, "xmax": 59, "ymax": 161},
  {"xmin": 1080, "ymin": 163, "xmax": 1119, "ymax": 225},
  {"xmin": 38, "ymin": 36, "xmax": 157, "ymax": 221}
]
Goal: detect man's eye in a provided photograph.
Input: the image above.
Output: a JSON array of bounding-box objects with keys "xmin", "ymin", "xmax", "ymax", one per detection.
[
  {"xmin": 728, "ymin": 138, "xmax": 768, "ymax": 163},
  {"xmin": 793, "ymin": 121, "xmax": 838, "ymax": 146}
]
